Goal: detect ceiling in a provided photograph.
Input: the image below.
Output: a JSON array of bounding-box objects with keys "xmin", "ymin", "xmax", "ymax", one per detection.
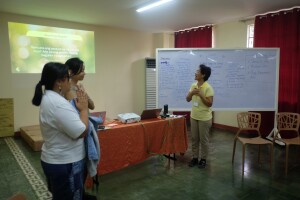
[{"xmin": 0, "ymin": 0, "xmax": 299, "ymax": 33}]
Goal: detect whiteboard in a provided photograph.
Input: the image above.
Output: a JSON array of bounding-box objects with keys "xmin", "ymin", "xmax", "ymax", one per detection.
[{"xmin": 156, "ymin": 48, "xmax": 279, "ymax": 111}]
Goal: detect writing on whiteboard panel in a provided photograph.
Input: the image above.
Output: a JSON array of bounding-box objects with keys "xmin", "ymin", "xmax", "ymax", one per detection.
[{"xmin": 157, "ymin": 49, "xmax": 279, "ymax": 111}]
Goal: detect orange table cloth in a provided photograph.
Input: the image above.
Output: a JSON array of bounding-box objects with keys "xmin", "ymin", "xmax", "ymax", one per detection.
[{"xmin": 97, "ymin": 117, "xmax": 188, "ymax": 175}]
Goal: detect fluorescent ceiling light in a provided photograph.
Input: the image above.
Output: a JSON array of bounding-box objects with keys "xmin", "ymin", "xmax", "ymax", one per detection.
[{"xmin": 136, "ymin": 0, "xmax": 173, "ymax": 13}]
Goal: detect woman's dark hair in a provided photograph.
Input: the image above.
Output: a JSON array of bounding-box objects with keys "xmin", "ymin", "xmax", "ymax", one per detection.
[
  {"xmin": 65, "ymin": 57, "xmax": 84, "ymax": 76},
  {"xmin": 199, "ymin": 64, "xmax": 211, "ymax": 81},
  {"xmin": 32, "ymin": 62, "xmax": 69, "ymax": 106}
]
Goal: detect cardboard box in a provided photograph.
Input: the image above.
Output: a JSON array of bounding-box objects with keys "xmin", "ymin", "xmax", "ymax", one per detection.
[{"xmin": 20, "ymin": 125, "xmax": 43, "ymax": 151}]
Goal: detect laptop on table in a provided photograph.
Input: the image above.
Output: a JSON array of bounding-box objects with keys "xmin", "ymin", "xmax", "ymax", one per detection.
[
  {"xmin": 140, "ymin": 108, "xmax": 162, "ymax": 120},
  {"xmin": 90, "ymin": 111, "xmax": 106, "ymax": 124}
]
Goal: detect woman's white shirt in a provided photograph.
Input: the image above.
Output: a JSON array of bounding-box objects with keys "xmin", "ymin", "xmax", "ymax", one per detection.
[{"xmin": 39, "ymin": 90, "xmax": 86, "ymax": 164}]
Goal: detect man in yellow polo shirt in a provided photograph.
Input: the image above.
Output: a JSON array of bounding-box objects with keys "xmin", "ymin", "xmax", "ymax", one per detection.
[{"xmin": 186, "ymin": 64, "xmax": 214, "ymax": 168}]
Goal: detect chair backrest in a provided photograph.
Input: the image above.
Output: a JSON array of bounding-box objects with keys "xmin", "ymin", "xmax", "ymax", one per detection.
[
  {"xmin": 237, "ymin": 112, "xmax": 261, "ymax": 134},
  {"xmin": 277, "ymin": 112, "xmax": 300, "ymax": 137}
]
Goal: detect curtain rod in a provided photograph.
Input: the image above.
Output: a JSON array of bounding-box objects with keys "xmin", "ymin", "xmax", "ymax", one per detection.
[
  {"xmin": 176, "ymin": 24, "xmax": 214, "ymax": 32},
  {"xmin": 240, "ymin": 6, "xmax": 300, "ymax": 22}
]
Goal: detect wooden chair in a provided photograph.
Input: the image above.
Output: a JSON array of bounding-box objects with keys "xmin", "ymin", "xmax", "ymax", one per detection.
[
  {"xmin": 232, "ymin": 112, "xmax": 273, "ymax": 174},
  {"xmin": 274, "ymin": 112, "xmax": 300, "ymax": 175}
]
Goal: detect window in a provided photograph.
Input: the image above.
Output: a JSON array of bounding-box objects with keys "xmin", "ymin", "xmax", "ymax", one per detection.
[{"xmin": 247, "ymin": 24, "xmax": 254, "ymax": 48}]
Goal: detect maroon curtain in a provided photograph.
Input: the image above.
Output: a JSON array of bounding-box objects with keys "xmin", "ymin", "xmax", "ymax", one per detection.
[
  {"xmin": 175, "ymin": 26, "xmax": 212, "ymax": 48},
  {"xmin": 254, "ymin": 8, "xmax": 300, "ymax": 113},
  {"xmin": 254, "ymin": 8, "xmax": 300, "ymax": 136}
]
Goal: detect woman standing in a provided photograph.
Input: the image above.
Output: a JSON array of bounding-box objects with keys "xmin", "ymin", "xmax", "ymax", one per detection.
[
  {"xmin": 65, "ymin": 57, "xmax": 95, "ymax": 110},
  {"xmin": 32, "ymin": 62, "xmax": 89, "ymax": 199},
  {"xmin": 65, "ymin": 57, "xmax": 99, "ymax": 200},
  {"xmin": 186, "ymin": 64, "xmax": 214, "ymax": 169}
]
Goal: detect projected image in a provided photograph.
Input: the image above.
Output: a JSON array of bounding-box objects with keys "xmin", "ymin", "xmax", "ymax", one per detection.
[{"xmin": 8, "ymin": 22, "xmax": 95, "ymax": 73}]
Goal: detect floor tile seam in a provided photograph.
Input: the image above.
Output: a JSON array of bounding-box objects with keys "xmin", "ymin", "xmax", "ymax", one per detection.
[{"xmin": 4, "ymin": 137, "xmax": 52, "ymax": 200}]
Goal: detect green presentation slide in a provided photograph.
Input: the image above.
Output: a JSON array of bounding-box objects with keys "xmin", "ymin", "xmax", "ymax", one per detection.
[{"xmin": 8, "ymin": 22, "xmax": 95, "ymax": 73}]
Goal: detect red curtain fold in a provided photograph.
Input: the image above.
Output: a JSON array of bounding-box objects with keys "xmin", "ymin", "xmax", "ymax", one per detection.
[
  {"xmin": 175, "ymin": 26, "xmax": 212, "ymax": 48},
  {"xmin": 254, "ymin": 8, "xmax": 300, "ymax": 113}
]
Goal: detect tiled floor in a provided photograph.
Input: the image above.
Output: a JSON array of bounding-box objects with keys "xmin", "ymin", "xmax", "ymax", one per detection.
[{"xmin": 1, "ymin": 128, "xmax": 300, "ymax": 200}]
